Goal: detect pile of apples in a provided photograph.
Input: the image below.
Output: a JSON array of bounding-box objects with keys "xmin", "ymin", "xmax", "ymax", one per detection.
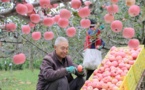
[{"xmin": 82, "ymin": 46, "xmax": 141, "ymax": 90}]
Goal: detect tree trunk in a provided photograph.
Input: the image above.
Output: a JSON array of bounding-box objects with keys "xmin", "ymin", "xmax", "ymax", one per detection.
[{"xmin": 29, "ymin": 44, "xmax": 34, "ymax": 72}]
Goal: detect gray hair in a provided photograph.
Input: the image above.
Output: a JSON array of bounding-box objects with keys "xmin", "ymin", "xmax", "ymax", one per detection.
[{"xmin": 54, "ymin": 37, "xmax": 68, "ymax": 46}]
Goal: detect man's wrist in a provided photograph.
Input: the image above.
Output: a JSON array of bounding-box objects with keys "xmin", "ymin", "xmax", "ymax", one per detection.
[{"xmin": 66, "ymin": 66, "xmax": 76, "ymax": 73}]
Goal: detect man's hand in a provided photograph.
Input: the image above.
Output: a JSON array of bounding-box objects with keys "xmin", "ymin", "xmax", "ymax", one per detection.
[
  {"xmin": 99, "ymin": 24, "xmax": 105, "ymax": 30},
  {"xmin": 98, "ymin": 45, "xmax": 103, "ymax": 50},
  {"xmin": 96, "ymin": 45, "xmax": 103, "ymax": 50},
  {"xmin": 66, "ymin": 66, "xmax": 76, "ymax": 74},
  {"xmin": 76, "ymin": 65, "xmax": 84, "ymax": 75}
]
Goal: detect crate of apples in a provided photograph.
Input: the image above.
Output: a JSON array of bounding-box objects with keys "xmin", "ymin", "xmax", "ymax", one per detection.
[{"xmin": 82, "ymin": 45, "xmax": 142, "ymax": 90}]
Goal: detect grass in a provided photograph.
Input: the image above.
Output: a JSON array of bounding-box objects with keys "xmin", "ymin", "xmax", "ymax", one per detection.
[{"xmin": 0, "ymin": 69, "xmax": 40, "ymax": 90}]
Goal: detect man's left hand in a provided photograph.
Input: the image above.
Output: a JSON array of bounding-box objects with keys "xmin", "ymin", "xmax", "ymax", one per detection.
[
  {"xmin": 98, "ymin": 45, "xmax": 103, "ymax": 50},
  {"xmin": 76, "ymin": 65, "xmax": 85, "ymax": 75}
]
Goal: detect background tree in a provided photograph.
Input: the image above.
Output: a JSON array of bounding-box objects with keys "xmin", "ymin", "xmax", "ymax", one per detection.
[{"xmin": 0, "ymin": 0, "xmax": 145, "ymax": 70}]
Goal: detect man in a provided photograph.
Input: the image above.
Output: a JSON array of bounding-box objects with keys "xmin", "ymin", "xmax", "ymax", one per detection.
[
  {"xmin": 84, "ymin": 19, "xmax": 105, "ymax": 50},
  {"xmin": 37, "ymin": 37, "xmax": 85, "ymax": 90},
  {"xmin": 83, "ymin": 19, "xmax": 105, "ymax": 80}
]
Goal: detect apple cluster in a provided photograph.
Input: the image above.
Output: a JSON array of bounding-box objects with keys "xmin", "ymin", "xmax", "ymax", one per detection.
[{"xmin": 82, "ymin": 46, "xmax": 141, "ymax": 90}]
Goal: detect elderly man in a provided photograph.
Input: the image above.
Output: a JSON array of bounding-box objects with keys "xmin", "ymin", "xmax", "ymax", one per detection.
[{"xmin": 37, "ymin": 37, "xmax": 85, "ymax": 90}]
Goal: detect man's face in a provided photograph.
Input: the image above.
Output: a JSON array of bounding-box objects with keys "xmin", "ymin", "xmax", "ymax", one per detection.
[
  {"xmin": 54, "ymin": 41, "xmax": 69, "ymax": 59},
  {"xmin": 90, "ymin": 26, "xmax": 95, "ymax": 30}
]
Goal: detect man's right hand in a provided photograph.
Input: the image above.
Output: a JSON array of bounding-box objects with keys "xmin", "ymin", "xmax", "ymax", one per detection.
[{"xmin": 66, "ymin": 66, "xmax": 76, "ymax": 74}]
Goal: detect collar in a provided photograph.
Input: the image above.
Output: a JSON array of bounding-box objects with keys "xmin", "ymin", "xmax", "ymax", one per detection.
[{"xmin": 53, "ymin": 51, "xmax": 66, "ymax": 64}]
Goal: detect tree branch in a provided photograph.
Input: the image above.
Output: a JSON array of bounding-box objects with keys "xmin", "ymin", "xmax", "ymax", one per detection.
[
  {"xmin": 110, "ymin": 39, "xmax": 128, "ymax": 45},
  {"xmin": 0, "ymin": 40, "xmax": 22, "ymax": 44},
  {"xmin": 0, "ymin": 56, "xmax": 8, "ymax": 58},
  {"xmin": 103, "ymin": 46, "xmax": 110, "ymax": 50},
  {"xmin": 0, "ymin": 2, "xmax": 38, "ymax": 20},
  {"xmin": 51, "ymin": 0, "xmax": 71, "ymax": 4},
  {"xmin": 0, "ymin": 0, "xmax": 71, "ymax": 19},
  {"xmin": 21, "ymin": 35, "xmax": 48, "ymax": 54}
]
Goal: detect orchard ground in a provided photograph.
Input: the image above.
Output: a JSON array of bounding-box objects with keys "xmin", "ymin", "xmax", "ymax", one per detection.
[
  {"xmin": 0, "ymin": 69, "xmax": 79, "ymax": 90},
  {"xmin": 0, "ymin": 69, "xmax": 39, "ymax": 90}
]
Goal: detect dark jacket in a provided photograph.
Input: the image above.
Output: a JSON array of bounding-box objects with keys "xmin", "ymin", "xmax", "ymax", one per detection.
[
  {"xmin": 36, "ymin": 51, "xmax": 83, "ymax": 90},
  {"xmin": 84, "ymin": 35, "xmax": 105, "ymax": 49}
]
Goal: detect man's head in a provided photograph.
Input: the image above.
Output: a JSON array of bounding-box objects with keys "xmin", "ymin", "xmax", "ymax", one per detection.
[
  {"xmin": 54, "ymin": 37, "xmax": 69, "ymax": 59},
  {"xmin": 90, "ymin": 19, "xmax": 97, "ymax": 29},
  {"xmin": 88, "ymin": 19, "xmax": 101, "ymax": 39}
]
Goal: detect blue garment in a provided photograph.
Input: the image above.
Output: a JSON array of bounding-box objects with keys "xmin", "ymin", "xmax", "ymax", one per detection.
[
  {"xmin": 90, "ymin": 40, "xmax": 96, "ymax": 49},
  {"xmin": 88, "ymin": 29, "xmax": 100, "ymax": 36},
  {"xmin": 101, "ymin": 39, "xmax": 105, "ymax": 47}
]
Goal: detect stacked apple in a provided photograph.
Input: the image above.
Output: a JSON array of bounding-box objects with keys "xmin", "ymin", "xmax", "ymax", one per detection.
[{"xmin": 82, "ymin": 46, "xmax": 141, "ymax": 90}]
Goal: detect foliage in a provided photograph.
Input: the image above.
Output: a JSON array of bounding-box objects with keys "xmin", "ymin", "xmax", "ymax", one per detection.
[{"xmin": 0, "ymin": 58, "xmax": 43, "ymax": 70}]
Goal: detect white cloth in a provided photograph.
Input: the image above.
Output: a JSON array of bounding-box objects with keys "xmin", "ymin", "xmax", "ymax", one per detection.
[{"xmin": 83, "ymin": 49, "xmax": 102, "ymax": 70}]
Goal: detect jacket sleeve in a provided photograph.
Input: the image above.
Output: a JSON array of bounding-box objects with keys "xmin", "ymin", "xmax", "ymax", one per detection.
[
  {"xmin": 40, "ymin": 57, "xmax": 68, "ymax": 82},
  {"xmin": 84, "ymin": 35, "xmax": 90, "ymax": 49}
]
